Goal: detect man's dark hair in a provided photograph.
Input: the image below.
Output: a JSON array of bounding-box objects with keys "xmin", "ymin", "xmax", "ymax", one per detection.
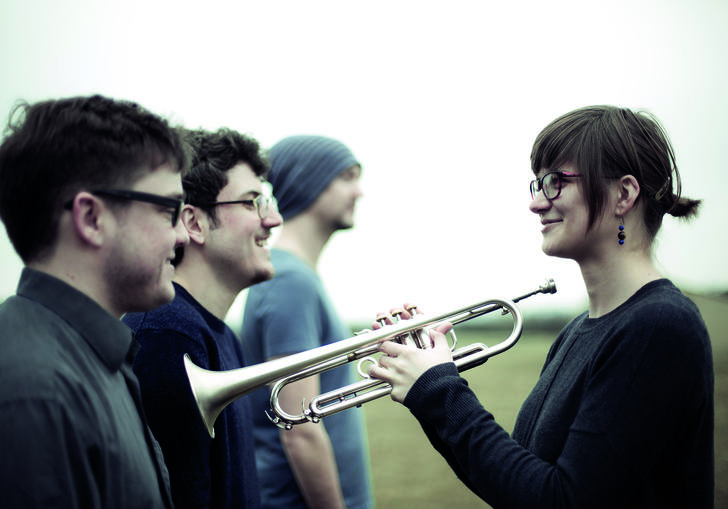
[
  {"xmin": 0, "ymin": 95, "xmax": 189, "ymax": 263},
  {"xmin": 181, "ymin": 127, "xmax": 269, "ymax": 225}
]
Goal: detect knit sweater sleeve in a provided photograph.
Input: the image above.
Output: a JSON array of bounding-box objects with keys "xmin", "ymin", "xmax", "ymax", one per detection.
[{"xmin": 405, "ymin": 363, "xmax": 549, "ymax": 505}]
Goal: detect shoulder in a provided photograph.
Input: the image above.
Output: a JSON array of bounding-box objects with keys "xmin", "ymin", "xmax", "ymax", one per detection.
[
  {"xmin": 623, "ymin": 280, "xmax": 708, "ymax": 340},
  {"xmin": 0, "ymin": 296, "xmax": 83, "ymax": 384},
  {"xmin": 123, "ymin": 293, "xmax": 214, "ymax": 367},
  {"xmin": 272, "ymin": 249, "xmax": 321, "ymax": 287},
  {"xmin": 590, "ymin": 280, "xmax": 711, "ymax": 378},
  {"xmin": 0, "ymin": 311, "xmax": 105, "ymax": 415},
  {"xmin": 246, "ymin": 262, "xmax": 323, "ymax": 315},
  {"xmin": 124, "ymin": 292, "xmax": 204, "ymax": 338}
]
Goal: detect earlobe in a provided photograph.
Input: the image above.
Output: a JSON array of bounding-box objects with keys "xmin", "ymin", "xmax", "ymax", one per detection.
[{"xmin": 182, "ymin": 205, "xmax": 206, "ymax": 245}]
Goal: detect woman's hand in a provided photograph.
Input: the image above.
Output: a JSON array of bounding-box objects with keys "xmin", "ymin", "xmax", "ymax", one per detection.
[{"xmin": 367, "ymin": 304, "xmax": 454, "ymax": 403}]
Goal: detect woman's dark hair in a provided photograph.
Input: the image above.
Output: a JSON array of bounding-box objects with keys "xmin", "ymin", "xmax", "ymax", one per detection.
[
  {"xmin": 0, "ymin": 95, "xmax": 189, "ymax": 263},
  {"xmin": 530, "ymin": 105, "xmax": 700, "ymax": 238}
]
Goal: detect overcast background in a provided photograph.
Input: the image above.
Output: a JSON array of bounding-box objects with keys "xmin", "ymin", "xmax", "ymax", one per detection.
[{"xmin": 1, "ymin": 0, "xmax": 726, "ymax": 326}]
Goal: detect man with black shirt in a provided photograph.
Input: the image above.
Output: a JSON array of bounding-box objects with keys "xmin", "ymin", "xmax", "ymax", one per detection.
[{"xmin": 0, "ymin": 95, "xmax": 189, "ymax": 509}]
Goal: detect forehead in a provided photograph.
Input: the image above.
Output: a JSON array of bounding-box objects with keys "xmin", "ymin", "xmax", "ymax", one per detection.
[
  {"xmin": 338, "ymin": 164, "xmax": 362, "ymax": 178},
  {"xmin": 217, "ymin": 162, "xmax": 262, "ymax": 199},
  {"xmin": 536, "ymin": 164, "xmax": 577, "ymax": 179},
  {"xmin": 131, "ymin": 163, "xmax": 184, "ymax": 196}
]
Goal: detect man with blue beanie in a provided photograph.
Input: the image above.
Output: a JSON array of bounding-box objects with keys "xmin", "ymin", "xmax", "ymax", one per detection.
[{"xmin": 242, "ymin": 135, "xmax": 373, "ymax": 509}]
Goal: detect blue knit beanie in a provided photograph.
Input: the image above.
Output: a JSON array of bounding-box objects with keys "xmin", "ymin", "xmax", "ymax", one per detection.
[{"xmin": 268, "ymin": 135, "xmax": 359, "ymax": 220}]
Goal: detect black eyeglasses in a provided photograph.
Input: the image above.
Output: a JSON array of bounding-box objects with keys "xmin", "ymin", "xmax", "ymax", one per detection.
[
  {"xmin": 530, "ymin": 171, "xmax": 582, "ymax": 200},
  {"xmin": 196, "ymin": 194, "xmax": 277, "ymax": 220},
  {"xmin": 64, "ymin": 189, "xmax": 183, "ymax": 226}
]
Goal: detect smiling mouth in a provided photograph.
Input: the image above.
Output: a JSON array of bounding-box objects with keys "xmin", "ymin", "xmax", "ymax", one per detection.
[
  {"xmin": 541, "ymin": 216, "xmax": 562, "ymax": 225},
  {"xmin": 540, "ymin": 219, "xmax": 561, "ymax": 232}
]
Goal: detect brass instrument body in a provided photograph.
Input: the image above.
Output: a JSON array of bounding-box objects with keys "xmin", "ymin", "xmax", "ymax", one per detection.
[{"xmin": 185, "ymin": 279, "xmax": 557, "ymax": 437}]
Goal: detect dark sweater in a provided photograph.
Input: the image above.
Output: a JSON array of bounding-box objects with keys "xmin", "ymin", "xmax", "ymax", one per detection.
[
  {"xmin": 123, "ymin": 283, "xmax": 260, "ymax": 509},
  {"xmin": 405, "ymin": 279, "xmax": 714, "ymax": 508}
]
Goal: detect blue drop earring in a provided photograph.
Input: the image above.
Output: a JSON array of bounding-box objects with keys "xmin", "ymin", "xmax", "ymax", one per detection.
[{"xmin": 618, "ymin": 217, "xmax": 626, "ymax": 246}]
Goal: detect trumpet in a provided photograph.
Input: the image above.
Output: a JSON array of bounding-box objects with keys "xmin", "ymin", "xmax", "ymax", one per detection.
[{"xmin": 184, "ymin": 279, "xmax": 556, "ymax": 437}]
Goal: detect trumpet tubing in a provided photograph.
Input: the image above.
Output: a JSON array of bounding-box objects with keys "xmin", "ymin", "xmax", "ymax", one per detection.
[{"xmin": 185, "ymin": 279, "xmax": 557, "ymax": 437}]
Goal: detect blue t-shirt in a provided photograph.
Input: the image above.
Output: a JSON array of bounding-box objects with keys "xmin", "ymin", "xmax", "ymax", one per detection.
[
  {"xmin": 123, "ymin": 283, "xmax": 260, "ymax": 509},
  {"xmin": 242, "ymin": 249, "xmax": 374, "ymax": 509}
]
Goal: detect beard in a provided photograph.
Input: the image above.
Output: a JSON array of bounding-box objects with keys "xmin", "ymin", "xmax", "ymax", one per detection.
[
  {"xmin": 244, "ymin": 262, "xmax": 275, "ymax": 288},
  {"xmin": 103, "ymin": 250, "xmax": 175, "ymax": 314}
]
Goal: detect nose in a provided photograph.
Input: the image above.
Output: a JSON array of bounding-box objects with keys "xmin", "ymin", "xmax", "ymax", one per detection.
[
  {"xmin": 529, "ymin": 189, "xmax": 551, "ymax": 215},
  {"xmin": 262, "ymin": 205, "xmax": 283, "ymax": 229},
  {"xmin": 354, "ymin": 180, "xmax": 364, "ymax": 199}
]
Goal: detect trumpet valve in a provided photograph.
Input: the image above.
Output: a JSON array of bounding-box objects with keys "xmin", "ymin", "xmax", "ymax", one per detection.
[
  {"xmin": 390, "ymin": 308, "xmax": 404, "ymax": 322},
  {"xmin": 375, "ymin": 313, "xmax": 389, "ymax": 328},
  {"xmin": 405, "ymin": 304, "xmax": 419, "ymax": 316}
]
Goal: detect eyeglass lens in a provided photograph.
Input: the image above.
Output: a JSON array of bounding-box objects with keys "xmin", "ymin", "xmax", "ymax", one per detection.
[
  {"xmin": 530, "ymin": 172, "xmax": 565, "ymax": 200},
  {"xmin": 255, "ymin": 195, "xmax": 277, "ymax": 219}
]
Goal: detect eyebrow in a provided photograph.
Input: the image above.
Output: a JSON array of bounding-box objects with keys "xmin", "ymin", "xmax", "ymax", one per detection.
[{"xmin": 235, "ymin": 190, "xmax": 262, "ymax": 200}]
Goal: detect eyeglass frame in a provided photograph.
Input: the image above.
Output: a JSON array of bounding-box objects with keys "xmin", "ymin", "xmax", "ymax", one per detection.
[
  {"xmin": 529, "ymin": 171, "xmax": 582, "ymax": 200},
  {"xmin": 64, "ymin": 189, "xmax": 184, "ymax": 226},
  {"xmin": 195, "ymin": 194, "xmax": 277, "ymax": 220}
]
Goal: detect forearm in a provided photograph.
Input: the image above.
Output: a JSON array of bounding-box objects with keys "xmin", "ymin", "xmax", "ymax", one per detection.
[
  {"xmin": 404, "ymin": 364, "xmax": 654, "ymax": 509},
  {"xmin": 405, "ymin": 363, "xmax": 552, "ymax": 507},
  {"xmin": 280, "ymin": 423, "xmax": 346, "ymax": 509}
]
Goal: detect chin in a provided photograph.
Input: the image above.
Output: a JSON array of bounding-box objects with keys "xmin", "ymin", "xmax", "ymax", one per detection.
[
  {"xmin": 151, "ymin": 283, "xmax": 177, "ymax": 307},
  {"xmin": 334, "ymin": 218, "xmax": 355, "ymax": 231},
  {"xmin": 541, "ymin": 237, "xmax": 561, "ymax": 257},
  {"xmin": 247, "ymin": 267, "xmax": 275, "ymax": 287},
  {"xmin": 123, "ymin": 287, "xmax": 175, "ymax": 314}
]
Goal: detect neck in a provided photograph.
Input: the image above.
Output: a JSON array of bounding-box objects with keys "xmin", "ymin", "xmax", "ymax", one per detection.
[
  {"xmin": 174, "ymin": 251, "xmax": 237, "ymax": 320},
  {"xmin": 29, "ymin": 251, "xmax": 122, "ymax": 318},
  {"xmin": 579, "ymin": 247, "xmax": 661, "ymax": 318},
  {"xmin": 274, "ymin": 214, "xmax": 334, "ymax": 270}
]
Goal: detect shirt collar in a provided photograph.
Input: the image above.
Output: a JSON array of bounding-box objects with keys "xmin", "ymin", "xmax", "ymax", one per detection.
[
  {"xmin": 173, "ymin": 282, "xmax": 227, "ymax": 334},
  {"xmin": 17, "ymin": 268, "xmax": 134, "ymax": 372}
]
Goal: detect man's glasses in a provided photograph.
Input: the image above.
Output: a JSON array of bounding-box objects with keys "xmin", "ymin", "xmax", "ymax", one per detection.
[
  {"xmin": 64, "ymin": 189, "xmax": 183, "ymax": 226},
  {"xmin": 197, "ymin": 194, "xmax": 277, "ymax": 220},
  {"xmin": 529, "ymin": 171, "xmax": 582, "ymax": 200}
]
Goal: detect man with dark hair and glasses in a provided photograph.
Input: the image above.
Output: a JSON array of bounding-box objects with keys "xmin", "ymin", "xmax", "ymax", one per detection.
[
  {"xmin": 0, "ymin": 95, "xmax": 189, "ymax": 509},
  {"xmin": 123, "ymin": 127, "xmax": 282, "ymax": 509}
]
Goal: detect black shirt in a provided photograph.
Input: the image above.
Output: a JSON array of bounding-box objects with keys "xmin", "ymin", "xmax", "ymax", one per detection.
[{"xmin": 0, "ymin": 268, "xmax": 173, "ymax": 508}]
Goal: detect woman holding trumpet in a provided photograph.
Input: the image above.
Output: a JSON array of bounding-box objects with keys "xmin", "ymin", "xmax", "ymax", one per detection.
[{"xmin": 369, "ymin": 105, "xmax": 714, "ymax": 508}]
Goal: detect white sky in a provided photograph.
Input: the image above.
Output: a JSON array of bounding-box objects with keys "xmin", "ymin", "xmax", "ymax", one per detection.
[{"xmin": 1, "ymin": 0, "xmax": 727, "ymax": 324}]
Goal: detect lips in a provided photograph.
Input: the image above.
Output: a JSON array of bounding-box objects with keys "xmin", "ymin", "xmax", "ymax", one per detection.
[
  {"xmin": 540, "ymin": 218, "xmax": 561, "ymax": 233},
  {"xmin": 541, "ymin": 218, "xmax": 561, "ymax": 226}
]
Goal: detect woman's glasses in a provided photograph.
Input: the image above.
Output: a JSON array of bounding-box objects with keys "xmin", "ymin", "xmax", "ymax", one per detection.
[{"xmin": 529, "ymin": 171, "xmax": 581, "ymax": 200}]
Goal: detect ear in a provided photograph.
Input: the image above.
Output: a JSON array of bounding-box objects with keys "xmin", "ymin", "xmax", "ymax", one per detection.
[
  {"xmin": 70, "ymin": 192, "xmax": 108, "ymax": 248},
  {"xmin": 181, "ymin": 204, "xmax": 207, "ymax": 246},
  {"xmin": 614, "ymin": 175, "xmax": 640, "ymax": 216}
]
